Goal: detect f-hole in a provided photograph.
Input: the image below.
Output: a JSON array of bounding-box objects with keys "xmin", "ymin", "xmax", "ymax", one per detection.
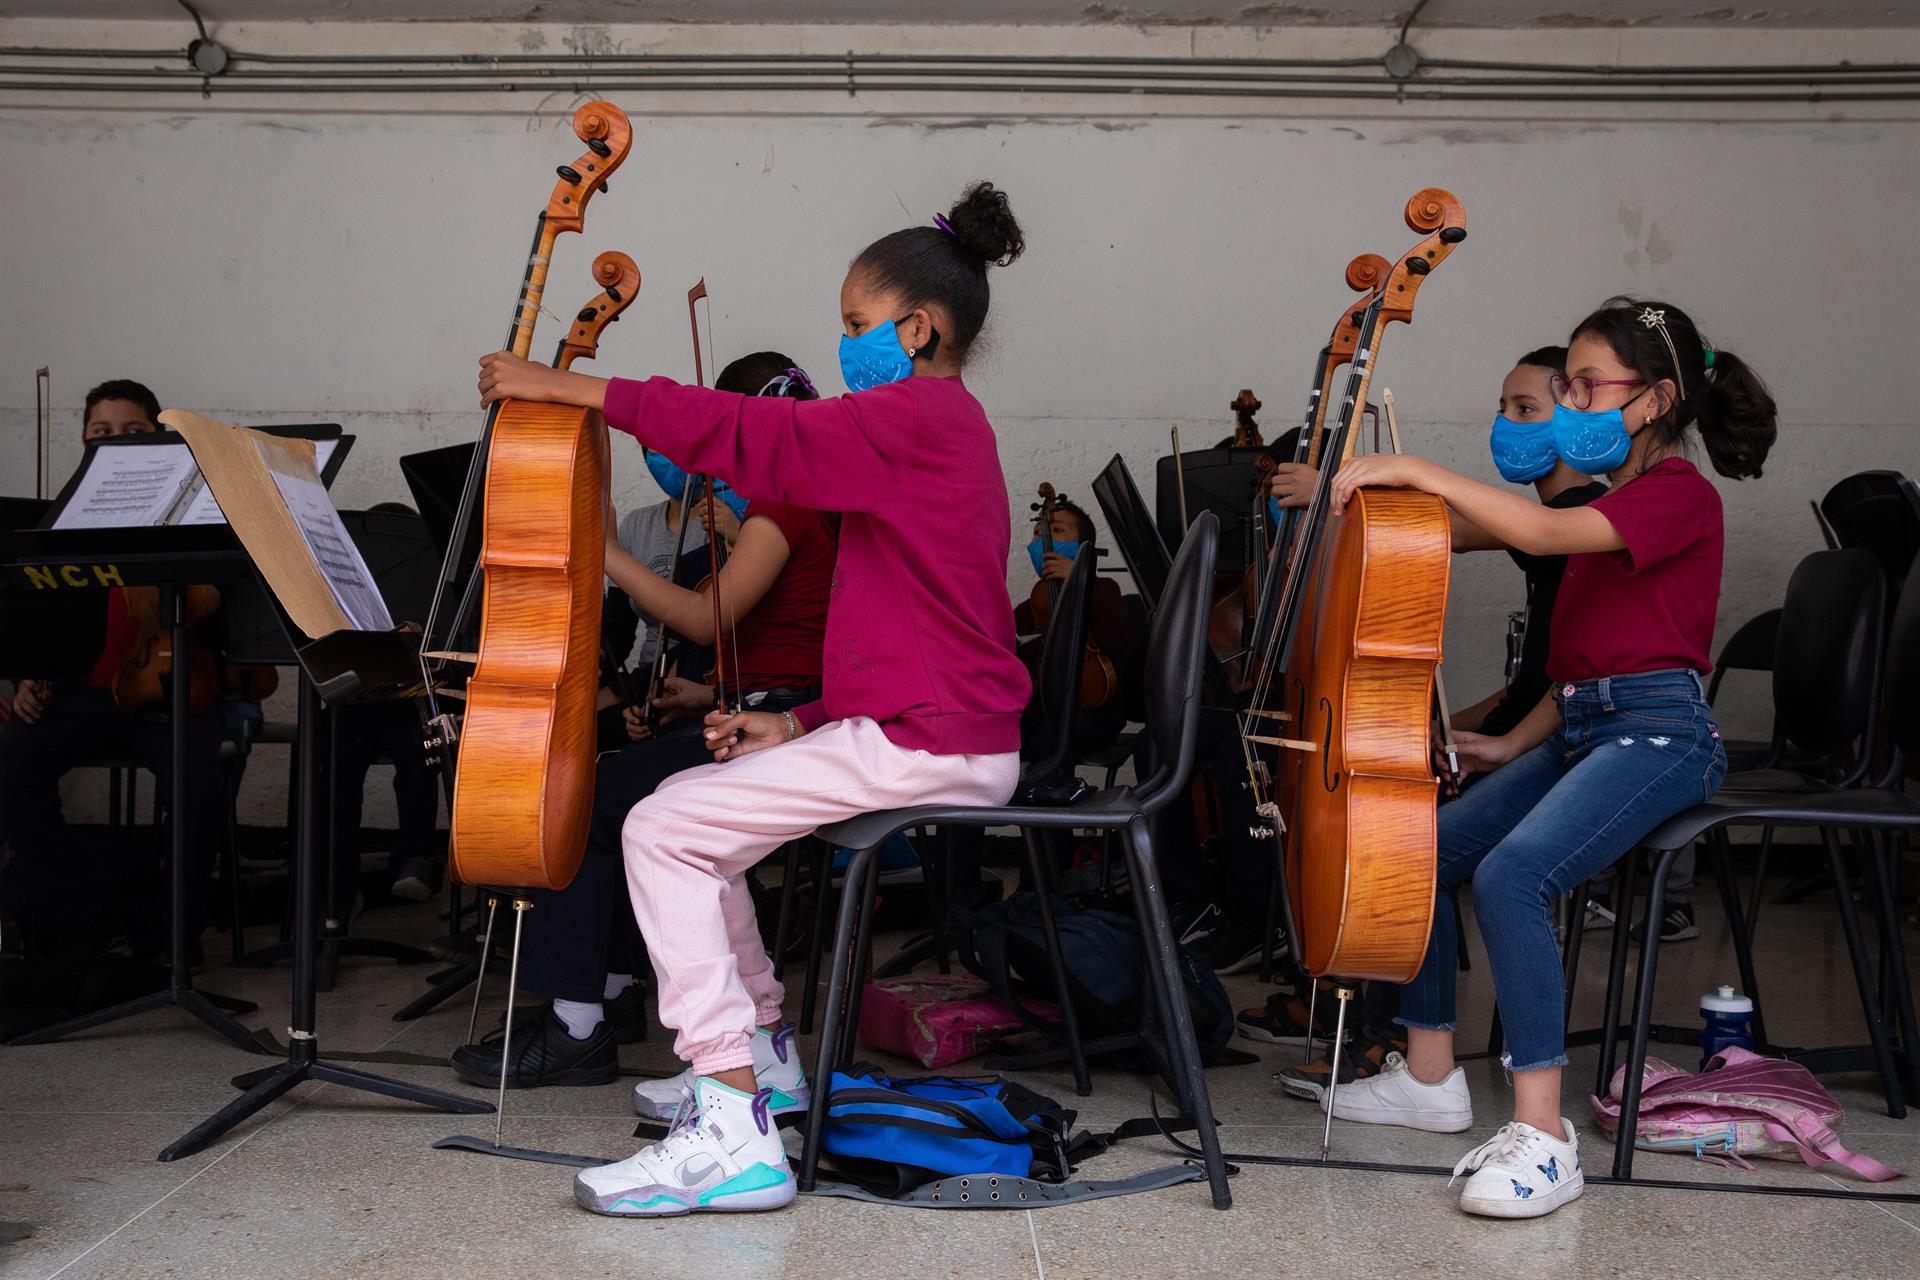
[{"xmin": 1318, "ymin": 696, "xmax": 1342, "ymax": 792}]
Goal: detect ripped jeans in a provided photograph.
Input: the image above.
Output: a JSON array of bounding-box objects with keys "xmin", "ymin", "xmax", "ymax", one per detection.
[{"xmin": 1397, "ymin": 669, "xmax": 1727, "ymax": 1072}]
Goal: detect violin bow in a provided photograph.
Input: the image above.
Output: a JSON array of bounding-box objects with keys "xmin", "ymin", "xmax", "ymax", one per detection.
[
  {"xmin": 1382, "ymin": 387, "xmax": 1461, "ymax": 782},
  {"xmin": 687, "ymin": 279, "xmax": 743, "ymax": 717}
]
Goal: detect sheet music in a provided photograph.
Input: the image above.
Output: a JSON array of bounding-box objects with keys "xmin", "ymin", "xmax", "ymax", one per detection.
[
  {"xmin": 253, "ymin": 437, "xmax": 393, "ymax": 631},
  {"xmin": 49, "ymin": 443, "xmax": 202, "ymax": 529},
  {"xmin": 178, "ymin": 437, "xmax": 339, "ymax": 526}
]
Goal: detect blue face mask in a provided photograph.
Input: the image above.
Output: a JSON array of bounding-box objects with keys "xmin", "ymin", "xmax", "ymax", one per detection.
[
  {"xmin": 643, "ymin": 448, "xmax": 748, "ymax": 520},
  {"xmin": 838, "ymin": 318, "xmax": 915, "ymax": 392},
  {"xmin": 1489, "ymin": 413, "xmax": 1559, "ymax": 484},
  {"xmin": 1551, "ymin": 401, "xmax": 1636, "ymax": 476},
  {"xmin": 1027, "ymin": 537, "xmax": 1081, "ymax": 577}
]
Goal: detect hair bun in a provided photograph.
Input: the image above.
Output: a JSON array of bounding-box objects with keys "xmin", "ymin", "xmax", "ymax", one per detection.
[{"xmin": 946, "ymin": 181, "xmax": 1025, "ymax": 267}]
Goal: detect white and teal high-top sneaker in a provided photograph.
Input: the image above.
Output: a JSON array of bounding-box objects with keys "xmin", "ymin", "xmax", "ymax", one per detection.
[
  {"xmin": 633, "ymin": 1025, "xmax": 810, "ymax": 1120},
  {"xmin": 575, "ymin": 1078, "xmax": 796, "ymax": 1218}
]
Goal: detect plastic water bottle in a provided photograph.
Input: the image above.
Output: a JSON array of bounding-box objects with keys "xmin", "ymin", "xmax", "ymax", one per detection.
[{"xmin": 1700, "ymin": 985, "xmax": 1755, "ymax": 1068}]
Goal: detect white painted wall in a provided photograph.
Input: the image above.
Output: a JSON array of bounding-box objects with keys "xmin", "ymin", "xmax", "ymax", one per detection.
[{"xmin": 3, "ymin": 17, "xmax": 1915, "ymax": 826}]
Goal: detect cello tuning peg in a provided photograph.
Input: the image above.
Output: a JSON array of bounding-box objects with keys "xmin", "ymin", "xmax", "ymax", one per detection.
[
  {"xmin": 1440, "ymin": 227, "xmax": 1467, "ymax": 244},
  {"xmin": 586, "ymin": 137, "xmax": 612, "ymax": 157},
  {"xmin": 598, "ymin": 181, "xmax": 610, "ymax": 194},
  {"xmin": 556, "ymin": 164, "xmax": 583, "ymax": 185},
  {"xmin": 577, "ymin": 307, "xmax": 599, "ymax": 322},
  {"xmin": 604, "ymin": 285, "xmax": 622, "ymax": 303},
  {"xmin": 1404, "ymin": 255, "xmax": 1431, "ymax": 276}
]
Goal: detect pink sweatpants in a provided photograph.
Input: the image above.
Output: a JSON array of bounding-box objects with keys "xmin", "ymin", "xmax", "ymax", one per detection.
[{"xmin": 621, "ymin": 716, "xmax": 1020, "ymax": 1075}]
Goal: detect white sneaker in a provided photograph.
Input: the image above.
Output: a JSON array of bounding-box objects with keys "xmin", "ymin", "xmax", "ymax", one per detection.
[
  {"xmin": 633, "ymin": 1024, "xmax": 811, "ymax": 1120},
  {"xmin": 575, "ymin": 1077, "xmax": 796, "ymax": 1217},
  {"xmin": 1451, "ymin": 1119, "xmax": 1585, "ymax": 1219},
  {"xmin": 1320, "ymin": 1052, "xmax": 1474, "ymax": 1133}
]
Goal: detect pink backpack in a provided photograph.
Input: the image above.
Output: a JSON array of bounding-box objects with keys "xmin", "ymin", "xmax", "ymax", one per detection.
[{"xmin": 1592, "ymin": 1047, "xmax": 1901, "ymax": 1180}]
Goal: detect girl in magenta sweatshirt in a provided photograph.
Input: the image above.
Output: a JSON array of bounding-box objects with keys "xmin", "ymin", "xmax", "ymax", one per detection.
[{"xmin": 475, "ymin": 181, "xmax": 1030, "ymax": 1218}]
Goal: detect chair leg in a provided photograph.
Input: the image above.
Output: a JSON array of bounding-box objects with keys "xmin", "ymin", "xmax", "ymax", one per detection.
[
  {"xmin": 1123, "ymin": 815, "xmax": 1230, "ymax": 1210},
  {"xmin": 771, "ymin": 839, "xmax": 803, "ymax": 983},
  {"xmin": 1611, "ymin": 846, "xmax": 1675, "ymax": 1181},
  {"xmin": 1022, "ymin": 830, "xmax": 1092, "ymax": 1097},
  {"xmin": 838, "ymin": 849, "xmax": 884, "ymax": 1066},
  {"xmin": 1859, "ymin": 830, "xmax": 1920, "ymax": 1097},
  {"xmin": 1821, "ymin": 828, "xmax": 1906, "ymax": 1119},
  {"xmin": 1595, "ymin": 851, "xmax": 1640, "ymax": 1098},
  {"xmin": 800, "ymin": 845, "xmax": 876, "ymax": 1194},
  {"xmin": 800, "ymin": 841, "xmax": 833, "ymax": 1036},
  {"xmin": 1746, "ymin": 828, "xmax": 1776, "ymax": 936},
  {"xmin": 1708, "ymin": 830, "xmax": 1770, "ymax": 1051},
  {"xmin": 1562, "ymin": 882, "xmax": 1591, "ymax": 1035}
]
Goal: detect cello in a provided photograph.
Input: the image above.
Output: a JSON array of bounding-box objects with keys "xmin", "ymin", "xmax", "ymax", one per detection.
[{"xmin": 1236, "ymin": 191, "xmax": 1468, "ymax": 1145}]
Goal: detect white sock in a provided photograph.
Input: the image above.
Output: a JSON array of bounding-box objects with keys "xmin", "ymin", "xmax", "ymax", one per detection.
[
  {"xmin": 603, "ymin": 973, "xmax": 636, "ymax": 1001},
  {"xmin": 553, "ymin": 998, "xmax": 604, "ymax": 1040}
]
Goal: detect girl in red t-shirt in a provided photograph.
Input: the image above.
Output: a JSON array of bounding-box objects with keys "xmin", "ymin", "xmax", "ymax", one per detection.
[{"xmin": 1320, "ymin": 297, "xmax": 1777, "ymax": 1219}]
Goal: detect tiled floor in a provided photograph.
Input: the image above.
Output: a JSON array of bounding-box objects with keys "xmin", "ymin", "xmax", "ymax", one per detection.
[{"xmin": 3, "ymin": 882, "xmax": 1917, "ymax": 1279}]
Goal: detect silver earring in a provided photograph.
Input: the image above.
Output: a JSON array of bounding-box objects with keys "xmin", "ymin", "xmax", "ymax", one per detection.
[{"xmin": 906, "ymin": 347, "xmax": 917, "ymax": 358}]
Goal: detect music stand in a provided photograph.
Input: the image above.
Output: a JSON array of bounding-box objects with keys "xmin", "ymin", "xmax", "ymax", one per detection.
[
  {"xmin": 2, "ymin": 520, "xmax": 264, "ymax": 1054},
  {"xmin": 1154, "ymin": 446, "xmax": 1270, "ymax": 578},
  {"xmin": 145, "ymin": 417, "xmax": 491, "ymax": 1160}
]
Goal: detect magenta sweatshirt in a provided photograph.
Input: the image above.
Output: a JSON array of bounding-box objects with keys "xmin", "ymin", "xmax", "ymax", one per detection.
[{"xmin": 602, "ymin": 374, "xmax": 1030, "ymax": 756}]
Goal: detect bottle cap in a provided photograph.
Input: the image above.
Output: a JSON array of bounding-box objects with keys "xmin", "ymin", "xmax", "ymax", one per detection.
[{"xmin": 1701, "ymin": 985, "xmax": 1753, "ymax": 1013}]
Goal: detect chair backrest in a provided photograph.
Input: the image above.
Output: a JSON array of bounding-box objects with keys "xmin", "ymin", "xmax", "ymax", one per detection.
[
  {"xmin": 1132, "ymin": 512, "xmax": 1219, "ymax": 814},
  {"xmin": 1773, "ymin": 548, "xmax": 1885, "ymax": 762},
  {"xmin": 1117, "ymin": 590, "xmax": 1151, "ymax": 724},
  {"xmin": 1026, "ymin": 547, "xmax": 1097, "ymax": 776},
  {"xmin": 1886, "ymin": 555, "xmax": 1920, "ymax": 768},
  {"xmin": 1820, "ymin": 471, "xmax": 1920, "ymax": 602},
  {"xmin": 1704, "ymin": 607, "xmax": 1780, "ymax": 705}
]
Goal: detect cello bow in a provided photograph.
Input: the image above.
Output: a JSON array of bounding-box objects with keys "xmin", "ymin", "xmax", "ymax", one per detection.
[{"xmin": 686, "ymin": 278, "xmax": 743, "ymax": 718}]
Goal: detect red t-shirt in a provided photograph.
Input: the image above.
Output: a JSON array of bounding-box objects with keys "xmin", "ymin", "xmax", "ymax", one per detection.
[
  {"xmin": 730, "ymin": 501, "xmax": 833, "ymax": 693},
  {"xmin": 1547, "ymin": 457, "xmax": 1724, "ymax": 683},
  {"xmin": 86, "ymin": 587, "xmax": 138, "ymax": 689}
]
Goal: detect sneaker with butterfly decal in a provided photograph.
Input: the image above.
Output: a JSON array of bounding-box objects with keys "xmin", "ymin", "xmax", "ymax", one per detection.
[
  {"xmin": 1450, "ymin": 1118, "xmax": 1585, "ymax": 1219},
  {"xmin": 575, "ymin": 1077, "xmax": 796, "ymax": 1218}
]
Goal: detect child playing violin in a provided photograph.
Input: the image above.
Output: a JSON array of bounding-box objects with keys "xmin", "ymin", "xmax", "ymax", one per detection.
[
  {"xmin": 449, "ymin": 351, "xmax": 834, "ymax": 1097},
  {"xmin": 1319, "ymin": 297, "xmax": 1774, "ymax": 1218},
  {"xmin": 475, "ymin": 181, "xmax": 1031, "ymax": 1218}
]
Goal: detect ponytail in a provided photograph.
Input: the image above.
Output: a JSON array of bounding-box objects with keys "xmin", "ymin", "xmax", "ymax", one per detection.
[
  {"xmin": 1570, "ymin": 296, "xmax": 1778, "ymax": 481},
  {"xmin": 1693, "ymin": 347, "xmax": 1776, "ymax": 480}
]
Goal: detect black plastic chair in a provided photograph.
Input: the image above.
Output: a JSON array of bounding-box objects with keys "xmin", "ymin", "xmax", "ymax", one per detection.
[
  {"xmin": 799, "ymin": 513, "xmax": 1232, "ymax": 1210},
  {"xmin": 1821, "ymin": 470, "xmax": 1920, "ymax": 601},
  {"xmin": 1705, "ymin": 608, "xmax": 1783, "ymax": 773},
  {"xmin": 1594, "ymin": 550, "xmax": 1920, "ymax": 1180}
]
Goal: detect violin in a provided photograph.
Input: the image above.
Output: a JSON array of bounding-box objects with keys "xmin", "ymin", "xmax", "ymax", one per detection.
[
  {"xmin": 425, "ymin": 102, "xmax": 634, "ymax": 893},
  {"xmin": 1028, "ymin": 482, "xmax": 1119, "ymax": 712},
  {"xmin": 1229, "ymin": 388, "xmax": 1263, "ymax": 448},
  {"xmin": 111, "ymin": 585, "xmax": 221, "ymax": 715},
  {"xmin": 1237, "ymin": 189, "xmax": 1468, "ymax": 986}
]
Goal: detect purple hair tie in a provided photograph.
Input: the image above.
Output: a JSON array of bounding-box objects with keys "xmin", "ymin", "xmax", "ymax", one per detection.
[{"xmin": 932, "ymin": 213, "xmax": 957, "ymax": 237}]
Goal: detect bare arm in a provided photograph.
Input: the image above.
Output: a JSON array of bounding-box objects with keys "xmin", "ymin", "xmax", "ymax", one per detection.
[
  {"xmin": 603, "ymin": 513, "xmax": 792, "ymax": 645},
  {"xmin": 1332, "ymin": 455, "xmax": 1623, "ymax": 558}
]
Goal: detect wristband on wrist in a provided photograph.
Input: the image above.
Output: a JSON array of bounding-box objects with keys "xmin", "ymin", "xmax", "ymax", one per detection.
[{"xmin": 782, "ymin": 710, "xmax": 799, "ymax": 742}]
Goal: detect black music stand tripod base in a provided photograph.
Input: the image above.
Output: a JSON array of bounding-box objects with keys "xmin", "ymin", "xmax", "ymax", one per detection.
[
  {"xmin": 159, "ymin": 1043, "xmax": 493, "ymax": 1163},
  {"xmin": 7, "ymin": 585, "xmax": 263, "ymax": 1056}
]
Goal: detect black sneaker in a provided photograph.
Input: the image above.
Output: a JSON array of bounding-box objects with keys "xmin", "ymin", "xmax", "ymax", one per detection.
[
  {"xmin": 1198, "ymin": 925, "xmax": 1290, "ymax": 977},
  {"xmin": 1277, "ymin": 1023, "xmax": 1408, "ymax": 1100},
  {"xmin": 450, "ymin": 1006, "xmax": 619, "ymax": 1089},
  {"xmin": 1236, "ymin": 984, "xmax": 1338, "ymax": 1046},
  {"xmin": 1581, "ymin": 894, "xmax": 1616, "ymax": 931},
  {"xmin": 1631, "ymin": 902, "xmax": 1699, "ymax": 944},
  {"xmin": 603, "ymin": 981, "xmax": 650, "ymax": 1045},
  {"xmin": 391, "ymin": 856, "xmax": 438, "ymax": 903}
]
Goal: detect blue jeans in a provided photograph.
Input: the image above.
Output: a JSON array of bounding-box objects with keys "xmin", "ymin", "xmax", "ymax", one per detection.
[{"xmin": 1397, "ymin": 669, "xmax": 1727, "ymax": 1072}]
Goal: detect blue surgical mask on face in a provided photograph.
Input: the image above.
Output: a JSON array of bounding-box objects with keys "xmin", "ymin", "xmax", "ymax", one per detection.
[
  {"xmin": 1489, "ymin": 413, "xmax": 1559, "ymax": 484},
  {"xmin": 643, "ymin": 448, "xmax": 748, "ymax": 520},
  {"xmin": 838, "ymin": 317, "xmax": 915, "ymax": 392},
  {"xmin": 1551, "ymin": 401, "xmax": 1635, "ymax": 476},
  {"xmin": 1027, "ymin": 537, "xmax": 1081, "ymax": 577}
]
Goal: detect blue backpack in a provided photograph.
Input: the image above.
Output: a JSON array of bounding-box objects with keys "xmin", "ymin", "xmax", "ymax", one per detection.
[{"xmin": 821, "ymin": 1067, "xmax": 1074, "ymax": 1190}]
